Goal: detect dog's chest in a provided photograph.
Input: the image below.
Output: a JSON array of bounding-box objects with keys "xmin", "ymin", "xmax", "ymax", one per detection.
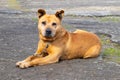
[{"xmin": 60, "ymin": 50, "xmax": 72, "ymax": 60}]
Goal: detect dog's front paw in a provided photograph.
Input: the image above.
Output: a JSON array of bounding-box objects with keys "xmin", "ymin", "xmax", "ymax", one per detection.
[{"xmin": 16, "ymin": 61, "xmax": 31, "ymax": 69}]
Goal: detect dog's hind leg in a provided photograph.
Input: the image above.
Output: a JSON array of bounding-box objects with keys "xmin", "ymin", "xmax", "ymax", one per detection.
[{"xmin": 83, "ymin": 44, "xmax": 101, "ymax": 59}]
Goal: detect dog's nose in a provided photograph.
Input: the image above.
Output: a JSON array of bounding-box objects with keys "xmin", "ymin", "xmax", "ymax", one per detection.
[{"xmin": 46, "ymin": 28, "xmax": 52, "ymax": 35}]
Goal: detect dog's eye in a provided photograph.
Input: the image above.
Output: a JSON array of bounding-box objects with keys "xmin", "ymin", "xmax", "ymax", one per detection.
[
  {"xmin": 52, "ymin": 22, "xmax": 57, "ymax": 26},
  {"xmin": 41, "ymin": 21, "xmax": 46, "ymax": 26}
]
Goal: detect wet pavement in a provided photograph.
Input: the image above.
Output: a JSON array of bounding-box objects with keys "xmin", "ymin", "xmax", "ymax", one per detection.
[{"xmin": 0, "ymin": 0, "xmax": 120, "ymax": 80}]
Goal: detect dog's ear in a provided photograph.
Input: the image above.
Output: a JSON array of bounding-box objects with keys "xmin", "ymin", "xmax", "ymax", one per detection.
[
  {"xmin": 37, "ymin": 9, "xmax": 46, "ymax": 18},
  {"xmin": 55, "ymin": 10, "xmax": 64, "ymax": 20}
]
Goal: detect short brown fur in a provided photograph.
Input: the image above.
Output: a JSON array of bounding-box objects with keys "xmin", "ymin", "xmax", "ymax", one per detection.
[{"xmin": 16, "ymin": 9, "xmax": 101, "ymax": 68}]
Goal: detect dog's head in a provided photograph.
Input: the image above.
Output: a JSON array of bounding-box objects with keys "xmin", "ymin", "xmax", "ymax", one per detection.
[{"xmin": 37, "ymin": 9, "xmax": 64, "ymax": 41}]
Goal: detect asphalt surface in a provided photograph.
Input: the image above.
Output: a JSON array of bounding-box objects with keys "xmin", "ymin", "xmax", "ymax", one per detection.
[{"xmin": 0, "ymin": 0, "xmax": 120, "ymax": 80}]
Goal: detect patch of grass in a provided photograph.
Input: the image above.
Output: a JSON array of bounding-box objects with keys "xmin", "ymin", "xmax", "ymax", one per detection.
[
  {"xmin": 103, "ymin": 48, "xmax": 120, "ymax": 56},
  {"xmin": 7, "ymin": 0, "xmax": 29, "ymax": 11},
  {"xmin": 103, "ymin": 47, "xmax": 120, "ymax": 63},
  {"xmin": 63, "ymin": 24, "xmax": 73, "ymax": 29},
  {"xmin": 66, "ymin": 15, "xmax": 78, "ymax": 17},
  {"xmin": 99, "ymin": 34, "xmax": 120, "ymax": 63},
  {"xmin": 8, "ymin": 0, "xmax": 21, "ymax": 9},
  {"xmin": 98, "ymin": 16, "xmax": 120, "ymax": 22},
  {"xmin": 32, "ymin": 18, "xmax": 38, "ymax": 22}
]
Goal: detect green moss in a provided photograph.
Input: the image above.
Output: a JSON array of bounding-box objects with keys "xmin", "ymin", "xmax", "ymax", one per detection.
[
  {"xmin": 8, "ymin": 0, "xmax": 21, "ymax": 9},
  {"xmin": 32, "ymin": 18, "xmax": 38, "ymax": 22},
  {"xmin": 7, "ymin": 0, "xmax": 29, "ymax": 11},
  {"xmin": 66, "ymin": 15, "xmax": 78, "ymax": 17},
  {"xmin": 99, "ymin": 34, "xmax": 120, "ymax": 63},
  {"xmin": 98, "ymin": 16, "xmax": 120, "ymax": 22},
  {"xmin": 63, "ymin": 24, "xmax": 73, "ymax": 30},
  {"xmin": 99, "ymin": 34, "xmax": 111, "ymax": 45},
  {"xmin": 103, "ymin": 48, "xmax": 120, "ymax": 56}
]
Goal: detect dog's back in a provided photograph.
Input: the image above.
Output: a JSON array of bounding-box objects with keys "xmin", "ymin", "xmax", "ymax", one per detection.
[{"xmin": 62, "ymin": 29, "xmax": 101, "ymax": 59}]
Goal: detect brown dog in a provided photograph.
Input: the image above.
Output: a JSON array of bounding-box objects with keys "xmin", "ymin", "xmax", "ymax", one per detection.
[{"xmin": 16, "ymin": 9, "xmax": 101, "ymax": 68}]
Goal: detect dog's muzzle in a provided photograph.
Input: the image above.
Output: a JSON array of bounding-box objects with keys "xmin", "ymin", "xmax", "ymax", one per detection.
[{"xmin": 45, "ymin": 28, "xmax": 52, "ymax": 37}]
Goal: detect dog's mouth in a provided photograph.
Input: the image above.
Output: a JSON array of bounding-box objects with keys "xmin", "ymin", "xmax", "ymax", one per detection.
[
  {"xmin": 40, "ymin": 31, "xmax": 54, "ymax": 38},
  {"xmin": 41, "ymin": 34, "xmax": 55, "ymax": 42},
  {"xmin": 44, "ymin": 28, "xmax": 55, "ymax": 38},
  {"xmin": 44, "ymin": 35, "xmax": 53, "ymax": 38}
]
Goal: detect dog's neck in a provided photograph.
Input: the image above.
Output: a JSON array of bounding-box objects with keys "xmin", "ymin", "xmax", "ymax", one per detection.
[{"xmin": 55, "ymin": 26, "xmax": 68, "ymax": 38}]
